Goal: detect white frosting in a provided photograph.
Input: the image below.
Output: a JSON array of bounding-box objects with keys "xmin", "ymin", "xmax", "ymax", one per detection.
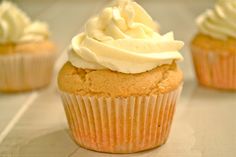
[
  {"xmin": 197, "ymin": 0, "xmax": 236, "ymax": 40},
  {"xmin": 0, "ymin": 1, "xmax": 49, "ymax": 43},
  {"xmin": 69, "ymin": 0, "xmax": 184, "ymax": 74}
]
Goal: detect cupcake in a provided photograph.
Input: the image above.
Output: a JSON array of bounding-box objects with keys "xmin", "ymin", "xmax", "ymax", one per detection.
[
  {"xmin": 191, "ymin": 0, "xmax": 236, "ymax": 90},
  {"xmin": 0, "ymin": 1, "xmax": 56, "ymax": 92},
  {"xmin": 58, "ymin": 0, "xmax": 184, "ymax": 153}
]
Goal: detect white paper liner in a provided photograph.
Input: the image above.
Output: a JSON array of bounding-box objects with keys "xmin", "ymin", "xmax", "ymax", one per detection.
[
  {"xmin": 0, "ymin": 53, "xmax": 56, "ymax": 92},
  {"xmin": 192, "ymin": 46, "xmax": 236, "ymax": 90},
  {"xmin": 60, "ymin": 85, "xmax": 182, "ymax": 153}
]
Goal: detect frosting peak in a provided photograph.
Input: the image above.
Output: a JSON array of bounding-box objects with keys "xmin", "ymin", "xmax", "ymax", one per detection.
[
  {"xmin": 0, "ymin": 1, "xmax": 49, "ymax": 43},
  {"xmin": 85, "ymin": 0, "xmax": 159, "ymax": 41},
  {"xmin": 197, "ymin": 0, "xmax": 236, "ymax": 40},
  {"xmin": 70, "ymin": 0, "xmax": 184, "ymax": 74}
]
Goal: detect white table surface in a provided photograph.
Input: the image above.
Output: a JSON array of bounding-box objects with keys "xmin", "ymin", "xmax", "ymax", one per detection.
[{"xmin": 1, "ymin": 0, "xmax": 236, "ymax": 157}]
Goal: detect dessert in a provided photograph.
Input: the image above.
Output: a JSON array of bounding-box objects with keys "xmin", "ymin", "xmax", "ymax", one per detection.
[
  {"xmin": 191, "ymin": 0, "xmax": 236, "ymax": 90},
  {"xmin": 0, "ymin": 1, "xmax": 56, "ymax": 92},
  {"xmin": 58, "ymin": 0, "xmax": 184, "ymax": 153}
]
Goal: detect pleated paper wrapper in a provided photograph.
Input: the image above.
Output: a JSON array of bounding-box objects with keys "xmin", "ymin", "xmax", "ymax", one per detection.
[
  {"xmin": 60, "ymin": 85, "xmax": 182, "ymax": 153},
  {"xmin": 191, "ymin": 46, "xmax": 236, "ymax": 90},
  {"xmin": 0, "ymin": 53, "xmax": 56, "ymax": 92}
]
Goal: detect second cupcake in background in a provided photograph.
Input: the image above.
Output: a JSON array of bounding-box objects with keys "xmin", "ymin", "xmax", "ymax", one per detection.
[
  {"xmin": 0, "ymin": 1, "xmax": 57, "ymax": 92},
  {"xmin": 58, "ymin": 0, "xmax": 184, "ymax": 153},
  {"xmin": 191, "ymin": 0, "xmax": 236, "ymax": 90}
]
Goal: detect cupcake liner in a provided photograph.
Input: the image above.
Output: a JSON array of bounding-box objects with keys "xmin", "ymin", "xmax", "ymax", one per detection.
[
  {"xmin": 0, "ymin": 52, "xmax": 56, "ymax": 92},
  {"xmin": 191, "ymin": 46, "xmax": 236, "ymax": 90},
  {"xmin": 60, "ymin": 85, "xmax": 182, "ymax": 153}
]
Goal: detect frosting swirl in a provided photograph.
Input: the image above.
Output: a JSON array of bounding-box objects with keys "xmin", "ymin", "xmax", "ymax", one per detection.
[
  {"xmin": 197, "ymin": 0, "xmax": 236, "ymax": 40},
  {"xmin": 70, "ymin": 0, "xmax": 184, "ymax": 73},
  {"xmin": 0, "ymin": 1, "xmax": 49, "ymax": 43}
]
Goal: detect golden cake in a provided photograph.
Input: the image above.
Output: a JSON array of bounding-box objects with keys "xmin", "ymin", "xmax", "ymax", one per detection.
[
  {"xmin": 58, "ymin": 0, "xmax": 184, "ymax": 153},
  {"xmin": 191, "ymin": 0, "xmax": 236, "ymax": 90},
  {"xmin": 0, "ymin": 1, "xmax": 57, "ymax": 92}
]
